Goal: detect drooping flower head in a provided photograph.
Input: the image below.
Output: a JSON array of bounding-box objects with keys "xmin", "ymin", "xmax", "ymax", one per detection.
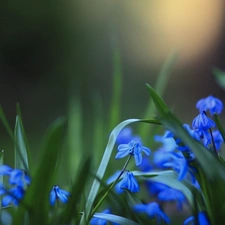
[
  {"xmin": 115, "ymin": 171, "xmax": 140, "ymax": 194},
  {"xmin": 134, "ymin": 202, "xmax": 170, "ymax": 224},
  {"xmin": 212, "ymin": 130, "xmax": 224, "ymax": 151},
  {"xmin": 49, "ymin": 185, "xmax": 70, "ymax": 206},
  {"xmin": 162, "ymin": 152, "xmax": 196, "ymax": 182},
  {"xmin": 1, "ymin": 186, "xmax": 25, "ymax": 207},
  {"xmin": 0, "ymin": 165, "xmax": 31, "ymax": 189},
  {"xmin": 116, "ymin": 140, "xmax": 151, "ymax": 166},
  {"xmin": 192, "ymin": 112, "xmax": 216, "ymax": 130},
  {"xmin": 196, "ymin": 95, "xmax": 223, "ymax": 115}
]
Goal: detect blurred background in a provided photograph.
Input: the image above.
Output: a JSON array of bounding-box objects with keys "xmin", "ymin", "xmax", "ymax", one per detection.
[{"xmin": 1, "ymin": 0, "xmax": 225, "ymax": 166}]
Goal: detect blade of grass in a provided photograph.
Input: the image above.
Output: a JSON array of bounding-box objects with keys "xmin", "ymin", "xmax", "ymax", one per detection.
[
  {"xmin": 67, "ymin": 97, "xmax": 83, "ymax": 178},
  {"xmin": 15, "ymin": 103, "xmax": 31, "ymax": 171},
  {"xmin": 212, "ymin": 67, "xmax": 225, "ymax": 90},
  {"xmin": 14, "ymin": 115, "xmax": 29, "ymax": 172},
  {"xmin": 0, "ymin": 106, "xmax": 14, "ymax": 140},
  {"xmin": 213, "ymin": 114, "xmax": 225, "ymax": 142},
  {"xmin": 59, "ymin": 157, "xmax": 91, "ymax": 224},
  {"xmin": 93, "ymin": 213, "xmax": 140, "ymax": 225}
]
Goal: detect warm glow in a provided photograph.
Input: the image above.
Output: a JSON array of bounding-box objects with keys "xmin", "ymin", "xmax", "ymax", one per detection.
[{"xmin": 119, "ymin": 0, "xmax": 224, "ymax": 66}]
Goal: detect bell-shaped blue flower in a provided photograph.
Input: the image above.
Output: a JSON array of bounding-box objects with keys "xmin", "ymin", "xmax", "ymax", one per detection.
[
  {"xmin": 49, "ymin": 185, "xmax": 70, "ymax": 206},
  {"xmin": 134, "ymin": 202, "xmax": 170, "ymax": 224},
  {"xmin": 9, "ymin": 169, "xmax": 31, "ymax": 189},
  {"xmin": 162, "ymin": 152, "xmax": 196, "ymax": 182},
  {"xmin": 183, "ymin": 211, "xmax": 210, "ymax": 225},
  {"xmin": 0, "ymin": 165, "xmax": 13, "ymax": 176},
  {"xmin": 115, "ymin": 171, "xmax": 140, "ymax": 194},
  {"xmin": 157, "ymin": 188, "xmax": 187, "ymax": 210},
  {"xmin": 192, "ymin": 112, "xmax": 216, "ymax": 130},
  {"xmin": 0, "ymin": 165, "xmax": 31, "ymax": 189},
  {"xmin": 212, "ymin": 130, "xmax": 223, "ymax": 151},
  {"xmin": 146, "ymin": 181, "xmax": 168, "ymax": 196},
  {"xmin": 2, "ymin": 186, "xmax": 25, "ymax": 207},
  {"xmin": 116, "ymin": 141, "xmax": 151, "ymax": 166},
  {"xmin": 196, "ymin": 95, "xmax": 223, "ymax": 115}
]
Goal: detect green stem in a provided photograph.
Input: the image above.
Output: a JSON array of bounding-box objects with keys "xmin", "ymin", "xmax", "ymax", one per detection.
[
  {"xmin": 90, "ymin": 155, "xmax": 132, "ymax": 220},
  {"xmin": 209, "ymin": 128, "xmax": 217, "ymax": 156}
]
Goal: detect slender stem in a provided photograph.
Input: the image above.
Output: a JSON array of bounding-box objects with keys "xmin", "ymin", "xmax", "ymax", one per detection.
[
  {"xmin": 209, "ymin": 128, "xmax": 217, "ymax": 156},
  {"xmin": 90, "ymin": 155, "xmax": 132, "ymax": 219}
]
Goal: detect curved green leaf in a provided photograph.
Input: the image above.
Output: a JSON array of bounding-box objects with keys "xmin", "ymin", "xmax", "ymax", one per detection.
[
  {"xmin": 212, "ymin": 67, "xmax": 225, "ymax": 90},
  {"xmin": 93, "ymin": 213, "xmax": 140, "ymax": 225},
  {"xmin": 14, "ymin": 115, "xmax": 29, "ymax": 172}
]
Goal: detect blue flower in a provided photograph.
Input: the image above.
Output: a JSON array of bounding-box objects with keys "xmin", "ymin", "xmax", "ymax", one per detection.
[
  {"xmin": 134, "ymin": 202, "xmax": 170, "ymax": 224},
  {"xmin": 116, "ymin": 141, "xmax": 151, "ymax": 166},
  {"xmin": 196, "ymin": 95, "xmax": 223, "ymax": 115},
  {"xmin": 116, "ymin": 127, "xmax": 142, "ymax": 145},
  {"xmin": 1, "ymin": 186, "xmax": 25, "ymax": 207},
  {"xmin": 183, "ymin": 211, "xmax": 210, "ymax": 225},
  {"xmin": 192, "ymin": 112, "xmax": 216, "ymax": 130},
  {"xmin": 90, "ymin": 209, "xmax": 119, "ymax": 225},
  {"xmin": 49, "ymin": 185, "xmax": 70, "ymax": 206},
  {"xmin": 0, "ymin": 165, "xmax": 31, "ymax": 189},
  {"xmin": 0, "ymin": 165, "xmax": 13, "ymax": 176},
  {"xmin": 154, "ymin": 131, "xmax": 177, "ymax": 152},
  {"xmin": 146, "ymin": 182, "xmax": 168, "ymax": 196},
  {"xmin": 212, "ymin": 130, "xmax": 223, "ymax": 151},
  {"xmin": 9, "ymin": 169, "xmax": 31, "ymax": 189},
  {"xmin": 157, "ymin": 188, "xmax": 187, "ymax": 210},
  {"xmin": 162, "ymin": 152, "xmax": 196, "ymax": 182},
  {"xmin": 153, "ymin": 149, "xmax": 173, "ymax": 168},
  {"xmin": 115, "ymin": 171, "xmax": 140, "ymax": 194}
]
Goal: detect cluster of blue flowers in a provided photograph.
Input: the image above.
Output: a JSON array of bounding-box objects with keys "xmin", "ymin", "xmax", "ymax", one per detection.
[
  {"xmin": 0, "ymin": 165, "xmax": 70, "ymax": 208},
  {"xmin": 0, "ymin": 95, "xmax": 223, "ymax": 225},
  {"xmin": 92, "ymin": 95, "xmax": 223, "ymax": 225},
  {"xmin": 0, "ymin": 165, "xmax": 30, "ymax": 206}
]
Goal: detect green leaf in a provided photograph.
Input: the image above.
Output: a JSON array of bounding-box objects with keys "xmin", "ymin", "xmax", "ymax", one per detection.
[
  {"xmin": 212, "ymin": 67, "xmax": 225, "ymax": 90},
  {"xmin": 14, "ymin": 117, "xmax": 66, "ymax": 225},
  {"xmin": 14, "ymin": 115, "xmax": 29, "ymax": 172},
  {"xmin": 79, "ymin": 117, "xmax": 160, "ymax": 225},
  {"xmin": 0, "ymin": 106, "xmax": 14, "ymax": 140},
  {"xmin": 67, "ymin": 97, "xmax": 83, "ymax": 178},
  {"xmin": 59, "ymin": 157, "xmax": 91, "ymax": 225},
  {"xmin": 213, "ymin": 114, "xmax": 225, "ymax": 143},
  {"xmin": 93, "ymin": 213, "xmax": 140, "ymax": 225}
]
